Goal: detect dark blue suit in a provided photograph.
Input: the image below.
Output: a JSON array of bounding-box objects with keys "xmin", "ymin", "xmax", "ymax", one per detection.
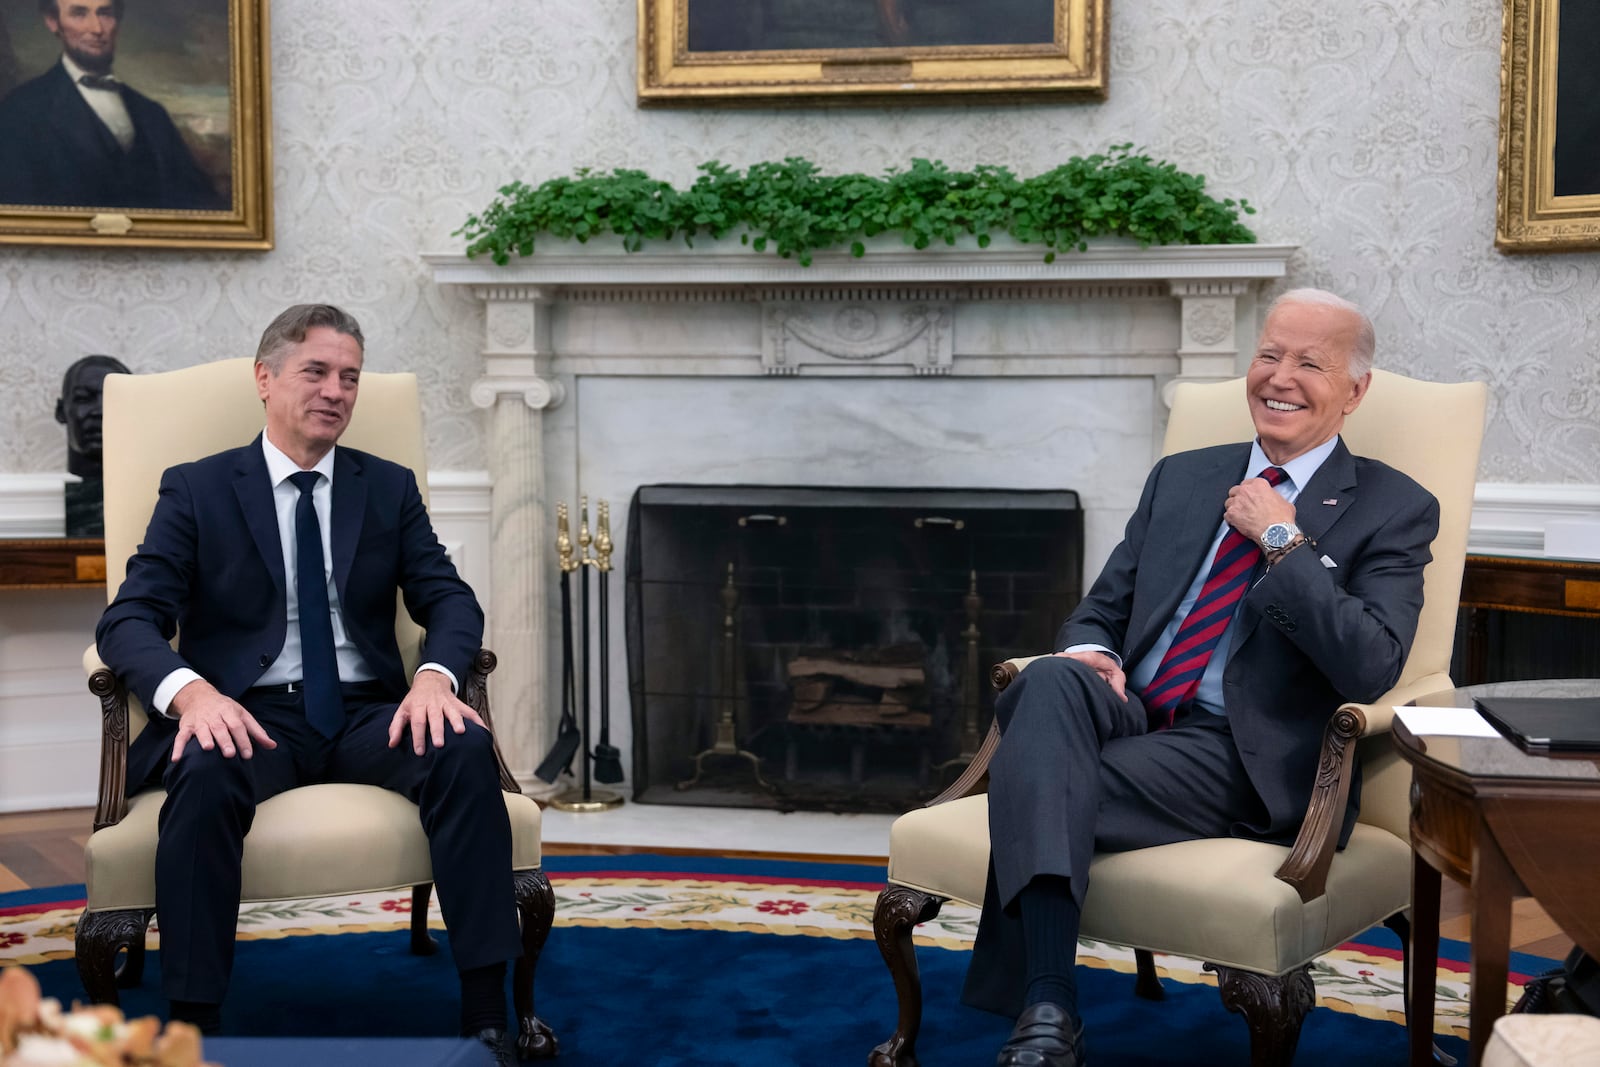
[
  {"xmin": 964, "ymin": 438, "xmax": 1439, "ymax": 1015},
  {"xmin": 0, "ymin": 62, "xmax": 224, "ymax": 210},
  {"xmin": 97, "ymin": 437, "xmax": 520, "ymax": 1003}
]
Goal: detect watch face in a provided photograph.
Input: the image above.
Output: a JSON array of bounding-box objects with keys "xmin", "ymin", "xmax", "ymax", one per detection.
[{"xmin": 1262, "ymin": 523, "xmax": 1295, "ymax": 550}]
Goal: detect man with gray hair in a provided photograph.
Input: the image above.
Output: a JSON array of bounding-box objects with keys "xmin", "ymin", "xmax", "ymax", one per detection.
[
  {"xmin": 96, "ymin": 305, "xmax": 522, "ymax": 1064},
  {"xmin": 966, "ymin": 289, "xmax": 1438, "ymax": 1066},
  {"xmin": 0, "ymin": 0, "xmax": 224, "ymax": 209}
]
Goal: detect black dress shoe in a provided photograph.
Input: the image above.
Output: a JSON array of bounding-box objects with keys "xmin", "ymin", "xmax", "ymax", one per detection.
[
  {"xmin": 469, "ymin": 1026, "xmax": 516, "ymax": 1067},
  {"xmin": 996, "ymin": 1002, "xmax": 1086, "ymax": 1067}
]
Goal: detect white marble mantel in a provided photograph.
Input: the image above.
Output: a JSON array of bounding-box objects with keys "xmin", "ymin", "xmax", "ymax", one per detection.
[{"xmin": 426, "ymin": 239, "xmax": 1295, "ymax": 790}]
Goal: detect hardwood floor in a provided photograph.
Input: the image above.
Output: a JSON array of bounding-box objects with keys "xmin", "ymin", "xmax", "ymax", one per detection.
[{"xmin": 0, "ymin": 806, "xmax": 1574, "ymax": 963}]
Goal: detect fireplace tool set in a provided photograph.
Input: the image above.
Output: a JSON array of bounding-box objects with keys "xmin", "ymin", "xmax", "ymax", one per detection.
[{"xmin": 544, "ymin": 497, "xmax": 625, "ymax": 813}]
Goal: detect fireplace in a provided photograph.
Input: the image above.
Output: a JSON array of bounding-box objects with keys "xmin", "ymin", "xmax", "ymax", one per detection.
[{"xmin": 625, "ymin": 484, "xmax": 1082, "ymax": 812}]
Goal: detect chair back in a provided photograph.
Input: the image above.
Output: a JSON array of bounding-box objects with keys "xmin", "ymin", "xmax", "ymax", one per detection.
[
  {"xmin": 99, "ymin": 358, "xmax": 429, "ymax": 739},
  {"xmin": 1164, "ymin": 370, "xmax": 1487, "ymax": 835}
]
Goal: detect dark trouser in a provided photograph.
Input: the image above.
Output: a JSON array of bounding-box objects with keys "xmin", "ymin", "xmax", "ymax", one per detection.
[
  {"xmin": 962, "ymin": 656, "xmax": 1268, "ymax": 1016},
  {"xmin": 141, "ymin": 683, "xmax": 522, "ymax": 1003}
]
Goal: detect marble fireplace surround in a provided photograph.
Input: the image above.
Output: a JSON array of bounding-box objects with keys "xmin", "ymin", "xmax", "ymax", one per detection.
[{"xmin": 427, "ymin": 240, "xmax": 1295, "ymax": 791}]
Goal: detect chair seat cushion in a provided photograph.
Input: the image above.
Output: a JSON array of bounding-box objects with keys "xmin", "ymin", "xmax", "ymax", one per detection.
[
  {"xmin": 1484, "ymin": 1014, "xmax": 1600, "ymax": 1067},
  {"xmin": 85, "ymin": 783, "xmax": 543, "ymax": 912},
  {"xmin": 887, "ymin": 794, "xmax": 1412, "ymax": 974}
]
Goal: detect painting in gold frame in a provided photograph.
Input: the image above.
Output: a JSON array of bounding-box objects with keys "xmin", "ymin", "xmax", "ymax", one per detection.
[
  {"xmin": 637, "ymin": 0, "xmax": 1106, "ymax": 105},
  {"xmin": 1496, "ymin": 0, "xmax": 1600, "ymax": 251},
  {"xmin": 0, "ymin": 0, "xmax": 271, "ymax": 250}
]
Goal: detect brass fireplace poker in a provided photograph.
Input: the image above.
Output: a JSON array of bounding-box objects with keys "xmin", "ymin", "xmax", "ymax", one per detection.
[{"xmin": 550, "ymin": 496, "xmax": 625, "ymax": 813}]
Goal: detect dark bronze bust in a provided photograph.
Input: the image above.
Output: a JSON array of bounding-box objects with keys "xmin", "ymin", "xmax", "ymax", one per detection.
[{"xmin": 55, "ymin": 354, "xmax": 130, "ymax": 535}]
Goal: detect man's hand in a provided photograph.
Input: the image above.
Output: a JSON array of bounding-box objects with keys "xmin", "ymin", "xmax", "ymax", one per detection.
[
  {"xmin": 388, "ymin": 669, "xmax": 486, "ymax": 755},
  {"xmin": 1224, "ymin": 474, "xmax": 1296, "ymax": 544},
  {"xmin": 1053, "ymin": 649, "xmax": 1128, "ymax": 701},
  {"xmin": 168, "ymin": 679, "xmax": 277, "ymax": 762}
]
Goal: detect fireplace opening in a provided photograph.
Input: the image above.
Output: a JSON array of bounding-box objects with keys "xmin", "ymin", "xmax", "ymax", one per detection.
[{"xmin": 625, "ymin": 485, "xmax": 1083, "ymax": 813}]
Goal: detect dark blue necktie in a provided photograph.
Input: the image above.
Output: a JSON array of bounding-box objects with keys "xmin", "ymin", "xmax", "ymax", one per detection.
[{"xmin": 290, "ymin": 471, "xmax": 343, "ymax": 736}]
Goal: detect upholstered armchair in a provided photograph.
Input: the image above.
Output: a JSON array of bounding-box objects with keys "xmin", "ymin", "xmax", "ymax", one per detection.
[
  {"xmin": 75, "ymin": 358, "xmax": 558, "ymax": 1059},
  {"xmin": 870, "ymin": 370, "xmax": 1487, "ymax": 1067}
]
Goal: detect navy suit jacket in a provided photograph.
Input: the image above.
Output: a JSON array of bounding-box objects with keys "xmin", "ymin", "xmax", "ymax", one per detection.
[
  {"xmin": 96, "ymin": 437, "xmax": 483, "ymax": 787},
  {"xmin": 0, "ymin": 62, "xmax": 224, "ymax": 210},
  {"xmin": 1058, "ymin": 437, "xmax": 1439, "ymax": 840}
]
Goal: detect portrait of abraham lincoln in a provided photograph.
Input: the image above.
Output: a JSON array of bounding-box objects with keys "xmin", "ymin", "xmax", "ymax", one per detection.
[{"xmin": 0, "ymin": 0, "xmax": 231, "ymax": 213}]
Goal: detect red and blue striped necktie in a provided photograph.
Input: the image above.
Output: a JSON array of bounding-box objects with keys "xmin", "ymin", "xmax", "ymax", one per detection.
[{"xmin": 1142, "ymin": 466, "xmax": 1288, "ymax": 729}]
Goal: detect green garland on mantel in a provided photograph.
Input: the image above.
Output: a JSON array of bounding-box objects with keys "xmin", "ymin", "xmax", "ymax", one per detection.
[{"xmin": 457, "ymin": 145, "xmax": 1256, "ymax": 268}]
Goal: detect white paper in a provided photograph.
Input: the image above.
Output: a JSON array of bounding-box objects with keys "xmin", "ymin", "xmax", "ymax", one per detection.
[{"xmin": 1393, "ymin": 705, "xmax": 1503, "ymax": 738}]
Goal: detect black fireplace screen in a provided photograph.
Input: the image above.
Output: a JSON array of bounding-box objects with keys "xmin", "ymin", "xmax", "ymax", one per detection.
[{"xmin": 625, "ymin": 485, "xmax": 1083, "ymax": 813}]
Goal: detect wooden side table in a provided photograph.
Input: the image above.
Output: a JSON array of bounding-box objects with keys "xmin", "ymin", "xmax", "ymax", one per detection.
[
  {"xmin": 0, "ymin": 538, "xmax": 106, "ymax": 589},
  {"xmin": 1396, "ymin": 679, "xmax": 1600, "ymax": 1066},
  {"xmin": 1459, "ymin": 555, "xmax": 1600, "ymax": 684}
]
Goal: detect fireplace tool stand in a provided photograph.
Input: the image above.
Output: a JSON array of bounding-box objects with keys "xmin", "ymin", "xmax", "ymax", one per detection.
[
  {"xmin": 551, "ymin": 498, "xmax": 625, "ymax": 813},
  {"xmin": 677, "ymin": 562, "xmax": 771, "ymax": 792}
]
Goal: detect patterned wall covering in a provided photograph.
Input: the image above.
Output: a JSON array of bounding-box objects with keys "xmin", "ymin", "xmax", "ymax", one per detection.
[{"xmin": 2, "ymin": 0, "xmax": 1597, "ymax": 481}]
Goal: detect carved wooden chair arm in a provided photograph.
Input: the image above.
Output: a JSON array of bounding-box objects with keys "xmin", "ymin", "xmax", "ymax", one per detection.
[
  {"xmin": 459, "ymin": 647, "xmax": 518, "ymax": 794},
  {"xmin": 921, "ymin": 655, "xmax": 1050, "ymax": 807},
  {"xmin": 1271, "ymin": 704, "xmax": 1366, "ymax": 903},
  {"xmin": 1272, "ymin": 673, "xmax": 1455, "ymax": 902},
  {"xmin": 86, "ymin": 657, "xmax": 132, "ymax": 833}
]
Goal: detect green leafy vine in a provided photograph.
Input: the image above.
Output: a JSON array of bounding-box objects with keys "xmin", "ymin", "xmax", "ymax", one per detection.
[{"xmin": 457, "ymin": 145, "xmax": 1256, "ymax": 267}]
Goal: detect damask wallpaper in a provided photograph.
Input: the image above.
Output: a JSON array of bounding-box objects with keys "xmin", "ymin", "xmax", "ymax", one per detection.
[{"xmin": 1, "ymin": 0, "xmax": 1596, "ymax": 481}]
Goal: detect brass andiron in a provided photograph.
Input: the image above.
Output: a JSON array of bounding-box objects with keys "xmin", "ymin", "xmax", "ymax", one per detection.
[
  {"xmin": 934, "ymin": 570, "xmax": 984, "ymax": 781},
  {"xmin": 677, "ymin": 562, "xmax": 771, "ymax": 791},
  {"xmin": 551, "ymin": 496, "xmax": 625, "ymax": 813}
]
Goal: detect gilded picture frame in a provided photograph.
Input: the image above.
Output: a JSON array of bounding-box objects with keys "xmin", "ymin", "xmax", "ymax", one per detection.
[
  {"xmin": 0, "ymin": 0, "xmax": 271, "ymax": 250},
  {"xmin": 1496, "ymin": 0, "xmax": 1600, "ymax": 251},
  {"xmin": 637, "ymin": 0, "xmax": 1105, "ymax": 105}
]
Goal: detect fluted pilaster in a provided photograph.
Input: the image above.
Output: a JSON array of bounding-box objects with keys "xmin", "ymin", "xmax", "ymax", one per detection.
[{"xmin": 469, "ymin": 286, "xmax": 563, "ymax": 787}]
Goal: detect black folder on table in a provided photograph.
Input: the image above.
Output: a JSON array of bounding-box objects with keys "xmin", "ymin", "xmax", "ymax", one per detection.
[{"xmin": 1473, "ymin": 696, "xmax": 1600, "ymax": 754}]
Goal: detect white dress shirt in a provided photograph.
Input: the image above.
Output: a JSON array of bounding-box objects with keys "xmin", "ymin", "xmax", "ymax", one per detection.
[{"xmin": 61, "ymin": 54, "xmax": 135, "ymax": 153}]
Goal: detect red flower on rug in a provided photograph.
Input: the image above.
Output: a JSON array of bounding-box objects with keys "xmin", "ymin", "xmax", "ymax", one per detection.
[
  {"xmin": 754, "ymin": 900, "xmax": 808, "ymax": 916},
  {"xmin": 379, "ymin": 899, "xmax": 411, "ymax": 913},
  {"xmin": 0, "ymin": 932, "xmax": 25, "ymax": 948}
]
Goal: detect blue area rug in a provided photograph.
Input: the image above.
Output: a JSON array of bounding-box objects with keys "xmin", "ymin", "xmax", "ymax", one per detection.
[{"xmin": 2, "ymin": 853, "xmax": 1550, "ymax": 1066}]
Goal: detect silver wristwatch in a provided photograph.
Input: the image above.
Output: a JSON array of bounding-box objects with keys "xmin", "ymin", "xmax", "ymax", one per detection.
[{"xmin": 1259, "ymin": 521, "xmax": 1308, "ymax": 565}]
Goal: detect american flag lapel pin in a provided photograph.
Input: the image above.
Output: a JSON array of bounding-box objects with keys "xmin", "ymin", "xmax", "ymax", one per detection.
[{"xmin": 1322, "ymin": 498, "xmax": 1338, "ymax": 506}]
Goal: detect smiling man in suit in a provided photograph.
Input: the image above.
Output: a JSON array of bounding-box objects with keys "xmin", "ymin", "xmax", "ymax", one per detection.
[
  {"xmin": 95, "ymin": 305, "xmax": 521, "ymax": 1065},
  {"xmin": 0, "ymin": 0, "xmax": 224, "ymax": 210},
  {"xmin": 966, "ymin": 289, "xmax": 1439, "ymax": 1067}
]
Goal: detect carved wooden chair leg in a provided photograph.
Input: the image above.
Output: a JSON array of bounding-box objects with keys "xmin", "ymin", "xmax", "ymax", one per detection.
[
  {"xmin": 1205, "ymin": 963, "xmax": 1315, "ymax": 1067},
  {"xmin": 1134, "ymin": 948, "xmax": 1166, "ymax": 1000},
  {"xmin": 75, "ymin": 908, "xmax": 154, "ymax": 1006},
  {"xmin": 512, "ymin": 868, "xmax": 559, "ymax": 1060},
  {"xmin": 868, "ymin": 885, "xmax": 946, "ymax": 1067},
  {"xmin": 410, "ymin": 882, "xmax": 439, "ymax": 955}
]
